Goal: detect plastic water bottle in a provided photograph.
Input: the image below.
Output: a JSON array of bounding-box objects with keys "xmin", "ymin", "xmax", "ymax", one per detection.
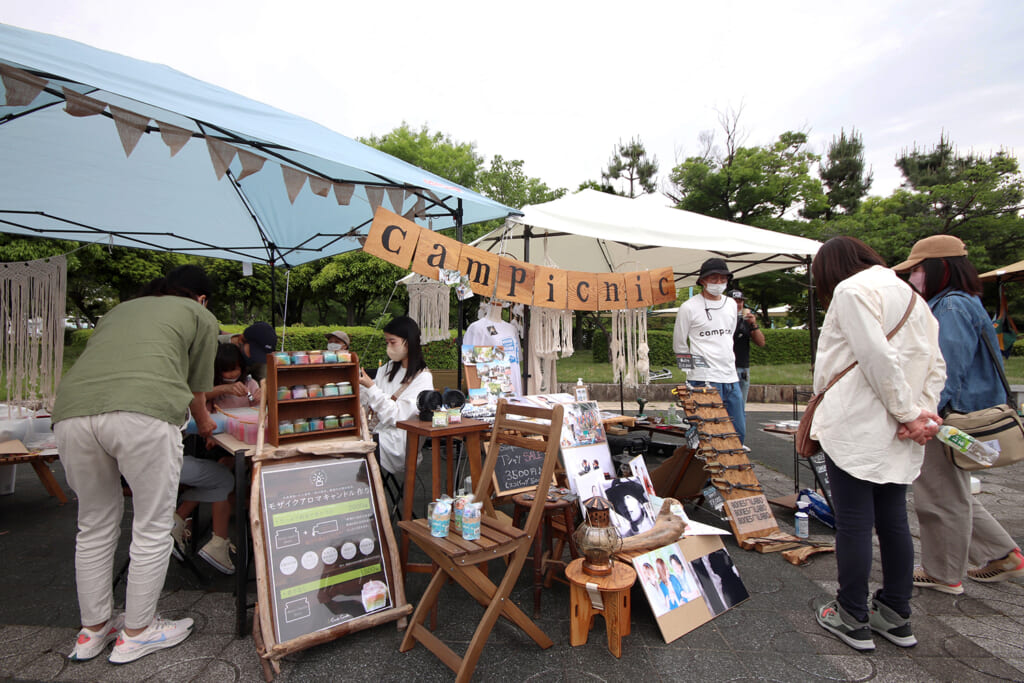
[
  {"xmin": 795, "ymin": 501, "xmax": 809, "ymax": 538},
  {"xmin": 935, "ymin": 424, "xmax": 999, "ymax": 467}
]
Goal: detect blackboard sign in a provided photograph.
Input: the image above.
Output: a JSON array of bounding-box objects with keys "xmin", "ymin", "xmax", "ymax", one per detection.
[
  {"xmin": 808, "ymin": 453, "xmax": 832, "ymax": 500},
  {"xmin": 491, "ymin": 442, "xmax": 550, "ymax": 496},
  {"xmin": 259, "ymin": 457, "xmax": 393, "ymax": 644}
]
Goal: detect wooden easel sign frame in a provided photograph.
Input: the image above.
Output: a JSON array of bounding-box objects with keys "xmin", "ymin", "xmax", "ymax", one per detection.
[{"xmin": 251, "ymin": 451, "xmax": 409, "ymax": 673}]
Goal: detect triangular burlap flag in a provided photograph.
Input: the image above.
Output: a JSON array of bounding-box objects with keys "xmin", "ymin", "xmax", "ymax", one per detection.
[
  {"xmin": 206, "ymin": 137, "xmax": 237, "ymax": 180},
  {"xmin": 282, "ymin": 166, "xmax": 307, "ymax": 204},
  {"xmin": 236, "ymin": 148, "xmax": 266, "ymax": 181},
  {"xmin": 308, "ymin": 176, "xmax": 332, "ymax": 197},
  {"xmin": 0, "ymin": 65, "xmax": 47, "ymax": 107},
  {"xmin": 157, "ymin": 121, "xmax": 192, "ymax": 156},
  {"xmin": 386, "ymin": 187, "xmax": 406, "ymax": 212},
  {"xmin": 413, "ymin": 195, "xmax": 425, "ymax": 217},
  {"xmin": 109, "ymin": 106, "xmax": 150, "ymax": 158},
  {"xmin": 333, "ymin": 182, "xmax": 355, "ymax": 205},
  {"xmin": 366, "ymin": 186, "xmax": 385, "ymax": 212},
  {"xmin": 62, "ymin": 88, "xmax": 106, "ymax": 117}
]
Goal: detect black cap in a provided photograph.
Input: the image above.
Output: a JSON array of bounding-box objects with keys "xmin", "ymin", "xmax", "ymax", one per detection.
[
  {"xmin": 242, "ymin": 322, "xmax": 276, "ymax": 364},
  {"xmin": 729, "ymin": 289, "xmax": 744, "ymax": 300},
  {"xmin": 698, "ymin": 258, "xmax": 731, "ymax": 282}
]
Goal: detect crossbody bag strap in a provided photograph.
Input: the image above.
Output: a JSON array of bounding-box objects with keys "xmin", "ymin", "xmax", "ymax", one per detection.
[
  {"xmin": 981, "ymin": 330, "xmax": 1017, "ymax": 410},
  {"xmin": 818, "ymin": 292, "xmax": 918, "ymax": 397}
]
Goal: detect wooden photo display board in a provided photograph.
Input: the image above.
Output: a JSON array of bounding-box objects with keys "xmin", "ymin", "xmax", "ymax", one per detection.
[
  {"xmin": 623, "ymin": 534, "xmax": 749, "ymax": 644},
  {"xmin": 251, "ymin": 452, "xmax": 409, "ymax": 665}
]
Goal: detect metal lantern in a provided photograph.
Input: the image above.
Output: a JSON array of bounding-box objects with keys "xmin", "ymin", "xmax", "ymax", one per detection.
[{"xmin": 573, "ymin": 496, "xmax": 623, "ymax": 576}]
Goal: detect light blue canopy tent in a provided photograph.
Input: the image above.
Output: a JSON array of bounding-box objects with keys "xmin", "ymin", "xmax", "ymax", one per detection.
[{"xmin": 0, "ymin": 23, "xmax": 517, "ymax": 268}]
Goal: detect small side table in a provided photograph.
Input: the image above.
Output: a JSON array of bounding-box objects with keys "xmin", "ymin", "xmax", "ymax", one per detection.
[
  {"xmin": 565, "ymin": 557, "xmax": 636, "ymax": 658},
  {"xmin": 395, "ymin": 417, "xmax": 490, "ymax": 575},
  {"xmin": 511, "ymin": 491, "xmax": 579, "ymax": 618}
]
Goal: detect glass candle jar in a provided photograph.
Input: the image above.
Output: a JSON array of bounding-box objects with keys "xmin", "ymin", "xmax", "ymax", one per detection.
[
  {"xmin": 337, "ymin": 381, "xmax": 353, "ymax": 396},
  {"xmin": 323, "ymin": 350, "xmax": 338, "ymax": 364},
  {"xmin": 291, "ymin": 385, "xmax": 308, "ymax": 399},
  {"xmin": 308, "ymin": 350, "xmax": 324, "ymax": 364},
  {"xmin": 339, "ymin": 414, "xmax": 355, "ymax": 428},
  {"xmin": 278, "ymin": 420, "xmax": 294, "ymax": 435},
  {"xmin": 323, "ymin": 382, "xmax": 340, "ymax": 397},
  {"xmin": 323, "ymin": 415, "xmax": 339, "ymax": 430},
  {"xmin": 306, "ymin": 383, "xmax": 323, "ymax": 398},
  {"xmin": 273, "ymin": 352, "xmax": 291, "ymax": 366},
  {"xmin": 277, "ymin": 386, "xmax": 291, "ymax": 401},
  {"xmin": 291, "ymin": 351, "xmax": 309, "ymax": 365},
  {"xmin": 308, "ymin": 416, "xmax": 325, "ymax": 431},
  {"xmin": 293, "ymin": 418, "xmax": 310, "ymax": 433}
]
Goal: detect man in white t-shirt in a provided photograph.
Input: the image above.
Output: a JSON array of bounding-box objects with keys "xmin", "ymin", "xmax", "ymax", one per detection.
[{"xmin": 673, "ymin": 258, "xmax": 746, "ymax": 443}]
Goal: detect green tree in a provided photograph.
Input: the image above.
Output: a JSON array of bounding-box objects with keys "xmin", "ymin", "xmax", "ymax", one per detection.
[
  {"xmin": 668, "ymin": 110, "xmax": 826, "ymax": 225},
  {"xmin": 476, "ymin": 155, "xmax": 566, "ymax": 209},
  {"xmin": 818, "ymin": 127, "xmax": 873, "ymax": 219},
  {"xmin": 359, "ymin": 122, "xmax": 482, "ymax": 189},
  {"xmin": 601, "ymin": 137, "xmax": 659, "ymax": 197},
  {"xmin": 312, "ymin": 251, "xmax": 407, "ymax": 325}
]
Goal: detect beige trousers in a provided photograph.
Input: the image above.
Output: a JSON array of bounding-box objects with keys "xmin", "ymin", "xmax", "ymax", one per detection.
[
  {"xmin": 56, "ymin": 412, "xmax": 184, "ymax": 630},
  {"xmin": 913, "ymin": 439, "xmax": 1017, "ymax": 584}
]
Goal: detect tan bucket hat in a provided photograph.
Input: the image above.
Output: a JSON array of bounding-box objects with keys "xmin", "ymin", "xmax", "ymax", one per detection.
[{"xmin": 892, "ymin": 235, "xmax": 968, "ymax": 272}]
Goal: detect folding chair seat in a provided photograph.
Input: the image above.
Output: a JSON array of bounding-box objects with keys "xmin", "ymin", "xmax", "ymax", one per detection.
[{"xmin": 398, "ymin": 399, "xmax": 564, "ymax": 682}]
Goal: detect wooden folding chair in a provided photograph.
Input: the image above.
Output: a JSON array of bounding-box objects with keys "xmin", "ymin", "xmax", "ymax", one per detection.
[{"xmin": 398, "ymin": 399, "xmax": 564, "ymax": 682}]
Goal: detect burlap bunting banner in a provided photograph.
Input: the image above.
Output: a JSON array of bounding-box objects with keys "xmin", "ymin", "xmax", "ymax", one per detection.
[
  {"xmin": 365, "ymin": 186, "xmax": 385, "ymax": 212},
  {"xmin": 363, "ymin": 207, "xmax": 677, "ymax": 311},
  {"xmin": 308, "ymin": 176, "xmax": 332, "ymax": 197},
  {"xmin": 62, "ymin": 88, "xmax": 106, "ymax": 117},
  {"xmin": 206, "ymin": 137, "xmax": 237, "ymax": 180},
  {"xmin": 334, "ymin": 183, "xmax": 355, "ymax": 205},
  {"xmin": 281, "ymin": 166, "xmax": 307, "ymax": 203},
  {"xmin": 236, "ymin": 148, "xmax": 266, "ymax": 181},
  {"xmin": 157, "ymin": 121, "xmax": 192, "ymax": 156},
  {"xmin": 109, "ymin": 105, "xmax": 150, "ymax": 157},
  {"xmin": 386, "ymin": 187, "xmax": 406, "ymax": 212},
  {"xmin": 0, "ymin": 64, "xmax": 47, "ymax": 107}
]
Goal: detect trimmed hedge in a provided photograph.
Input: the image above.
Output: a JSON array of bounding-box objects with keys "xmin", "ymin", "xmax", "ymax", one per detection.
[
  {"xmin": 593, "ymin": 328, "xmax": 814, "ymax": 366},
  {"xmin": 68, "ymin": 324, "xmax": 463, "ymax": 370}
]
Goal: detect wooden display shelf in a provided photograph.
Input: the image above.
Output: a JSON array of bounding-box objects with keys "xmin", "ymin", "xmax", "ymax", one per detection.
[{"xmin": 266, "ymin": 353, "xmax": 363, "ymax": 446}]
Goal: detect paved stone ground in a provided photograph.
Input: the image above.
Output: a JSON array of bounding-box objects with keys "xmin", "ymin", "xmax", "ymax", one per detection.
[{"xmin": 1, "ymin": 404, "xmax": 1023, "ymax": 682}]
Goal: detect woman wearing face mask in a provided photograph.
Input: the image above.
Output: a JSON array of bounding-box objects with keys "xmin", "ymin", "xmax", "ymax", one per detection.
[
  {"xmin": 325, "ymin": 330, "xmax": 350, "ymax": 353},
  {"xmin": 357, "ymin": 316, "xmax": 434, "ymax": 474},
  {"xmin": 893, "ymin": 235, "xmax": 1024, "ymax": 594},
  {"xmin": 206, "ymin": 343, "xmax": 260, "ymax": 410}
]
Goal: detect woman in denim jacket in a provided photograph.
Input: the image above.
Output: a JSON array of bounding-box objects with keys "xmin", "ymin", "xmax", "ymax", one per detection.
[{"xmin": 894, "ymin": 235, "xmax": 1024, "ymax": 593}]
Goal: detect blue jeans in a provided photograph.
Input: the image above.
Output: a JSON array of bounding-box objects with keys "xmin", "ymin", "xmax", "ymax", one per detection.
[
  {"xmin": 826, "ymin": 456, "xmax": 913, "ymax": 622},
  {"xmin": 689, "ymin": 380, "xmax": 745, "ymax": 444},
  {"xmin": 737, "ymin": 367, "xmax": 750, "ymax": 414}
]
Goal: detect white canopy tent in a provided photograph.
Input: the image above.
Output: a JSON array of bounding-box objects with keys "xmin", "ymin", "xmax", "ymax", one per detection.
[{"xmin": 473, "ymin": 189, "xmax": 822, "ymax": 286}]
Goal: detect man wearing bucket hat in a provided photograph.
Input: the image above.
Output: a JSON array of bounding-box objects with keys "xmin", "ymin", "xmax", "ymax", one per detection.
[
  {"xmin": 325, "ymin": 330, "xmax": 350, "ymax": 352},
  {"xmin": 673, "ymin": 258, "xmax": 747, "ymax": 443}
]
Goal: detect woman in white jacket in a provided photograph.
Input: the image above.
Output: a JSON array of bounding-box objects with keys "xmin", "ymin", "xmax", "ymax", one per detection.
[
  {"xmin": 358, "ymin": 316, "xmax": 434, "ymax": 475},
  {"xmin": 809, "ymin": 237, "xmax": 945, "ymax": 652}
]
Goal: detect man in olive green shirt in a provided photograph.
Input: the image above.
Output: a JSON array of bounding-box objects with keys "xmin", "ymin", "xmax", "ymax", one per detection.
[{"xmin": 54, "ymin": 265, "xmax": 219, "ymax": 665}]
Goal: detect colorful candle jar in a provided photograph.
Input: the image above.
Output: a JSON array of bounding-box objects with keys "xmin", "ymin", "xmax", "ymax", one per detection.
[
  {"xmin": 277, "ymin": 386, "xmax": 291, "ymax": 401},
  {"xmin": 339, "ymin": 414, "xmax": 355, "ymax": 428},
  {"xmin": 336, "ymin": 351, "xmax": 353, "ymax": 363},
  {"xmin": 323, "ymin": 382, "xmax": 340, "ymax": 397},
  {"xmin": 308, "ymin": 350, "xmax": 324, "ymax": 364},
  {"xmin": 337, "ymin": 381, "xmax": 353, "ymax": 396},
  {"xmin": 291, "ymin": 351, "xmax": 309, "ymax": 365},
  {"xmin": 323, "ymin": 350, "xmax": 338, "ymax": 363},
  {"xmin": 308, "ymin": 416, "xmax": 325, "ymax": 431},
  {"xmin": 307, "ymin": 383, "xmax": 323, "ymax": 398},
  {"xmin": 324, "ymin": 415, "xmax": 339, "ymax": 430},
  {"xmin": 273, "ymin": 352, "xmax": 291, "ymax": 365},
  {"xmin": 293, "ymin": 418, "xmax": 310, "ymax": 433},
  {"xmin": 278, "ymin": 420, "xmax": 294, "ymax": 435},
  {"xmin": 291, "ymin": 385, "xmax": 308, "ymax": 399}
]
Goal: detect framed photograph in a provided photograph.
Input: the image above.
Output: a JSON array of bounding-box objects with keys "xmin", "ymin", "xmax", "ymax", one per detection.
[
  {"xmin": 574, "ymin": 385, "xmax": 589, "ymax": 402},
  {"xmin": 632, "ymin": 542, "xmax": 702, "ymax": 618}
]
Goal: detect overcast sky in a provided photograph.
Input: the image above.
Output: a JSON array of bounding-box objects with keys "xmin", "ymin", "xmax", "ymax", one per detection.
[{"xmin": 4, "ymin": 0, "xmax": 1023, "ymax": 201}]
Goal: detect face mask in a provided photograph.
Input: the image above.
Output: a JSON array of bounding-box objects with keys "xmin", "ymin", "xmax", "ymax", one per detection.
[
  {"xmin": 222, "ymin": 377, "xmax": 240, "ymax": 383},
  {"xmin": 704, "ymin": 283, "xmax": 727, "ymax": 297},
  {"xmin": 326, "ymin": 343, "xmax": 343, "ymax": 352},
  {"xmin": 386, "ymin": 342, "xmax": 408, "ymax": 363},
  {"xmin": 909, "ymin": 270, "xmax": 926, "ymax": 294}
]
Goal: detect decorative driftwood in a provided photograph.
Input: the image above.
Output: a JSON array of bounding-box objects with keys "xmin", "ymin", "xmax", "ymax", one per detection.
[
  {"xmin": 617, "ymin": 498, "xmax": 687, "ymax": 553},
  {"xmin": 252, "ymin": 439, "xmax": 376, "ymax": 462}
]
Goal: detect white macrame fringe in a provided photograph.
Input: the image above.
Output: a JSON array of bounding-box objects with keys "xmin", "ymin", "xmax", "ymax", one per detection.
[
  {"xmin": 611, "ymin": 308, "xmax": 649, "ymax": 388},
  {"xmin": 406, "ymin": 278, "xmax": 450, "ymax": 343},
  {"xmin": 0, "ymin": 256, "xmax": 67, "ymax": 411},
  {"xmin": 527, "ymin": 306, "xmax": 574, "ymax": 394}
]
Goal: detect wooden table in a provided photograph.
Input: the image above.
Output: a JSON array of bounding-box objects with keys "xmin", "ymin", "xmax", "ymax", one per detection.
[
  {"xmin": 566, "ymin": 558, "xmax": 636, "ymax": 658},
  {"xmin": 0, "ymin": 450, "xmax": 69, "ymax": 504},
  {"xmin": 395, "ymin": 417, "xmax": 490, "ymax": 575}
]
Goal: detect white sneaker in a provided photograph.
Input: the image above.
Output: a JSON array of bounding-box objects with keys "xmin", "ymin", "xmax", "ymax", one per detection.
[
  {"xmin": 198, "ymin": 535, "xmax": 236, "ymax": 575},
  {"xmin": 170, "ymin": 514, "xmax": 191, "ymax": 560},
  {"xmin": 68, "ymin": 613, "xmax": 124, "ymax": 661},
  {"xmin": 108, "ymin": 615, "xmax": 194, "ymax": 664}
]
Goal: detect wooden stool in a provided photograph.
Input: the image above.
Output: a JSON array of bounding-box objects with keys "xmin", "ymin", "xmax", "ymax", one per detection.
[
  {"xmin": 566, "ymin": 557, "xmax": 636, "ymax": 658},
  {"xmin": 511, "ymin": 492, "xmax": 579, "ymax": 618}
]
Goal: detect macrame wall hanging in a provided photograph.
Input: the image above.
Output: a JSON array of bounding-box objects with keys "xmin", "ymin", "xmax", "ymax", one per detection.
[
  {"xmin": 0, "ymin": 256, "xmax": 67, "ymax": 411},
  {"xmin": 405, "ymin": 275, "xmax": 450, "ymax": 343},
  {"xmin": 610, "ymin": 307, "xmax": 650, "ymax": 388},
  {"xmin": 527, "ymin": 306, "xmax": 574, "ymax": 394}
]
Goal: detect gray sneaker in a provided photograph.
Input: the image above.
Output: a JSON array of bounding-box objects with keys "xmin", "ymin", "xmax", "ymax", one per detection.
[
  {"xmin": 814, "ymin": 598, "xmax": 875, "ymax": 651},
  {"xmin": 108, "ymin": 615, "xmax": 193, "ymax": 664},
  {"xmin": 868, "ymin": 598, "xmax": 917, "ymax": 647}
]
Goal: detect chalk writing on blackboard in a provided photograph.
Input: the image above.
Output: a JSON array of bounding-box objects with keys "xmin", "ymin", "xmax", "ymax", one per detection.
[{"xmin": 491, "ymin": 443, "xmax": 549, "ymax": 496}]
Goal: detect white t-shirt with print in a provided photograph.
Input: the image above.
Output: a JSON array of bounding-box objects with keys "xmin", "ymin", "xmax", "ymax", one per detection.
[
  {"xmin": 673, "ymin": 294, "xmax": 739, "ymax": 383},
  {"xmin": 464, "ymin": 317, "xmax": 523, "ymax": 396}
]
